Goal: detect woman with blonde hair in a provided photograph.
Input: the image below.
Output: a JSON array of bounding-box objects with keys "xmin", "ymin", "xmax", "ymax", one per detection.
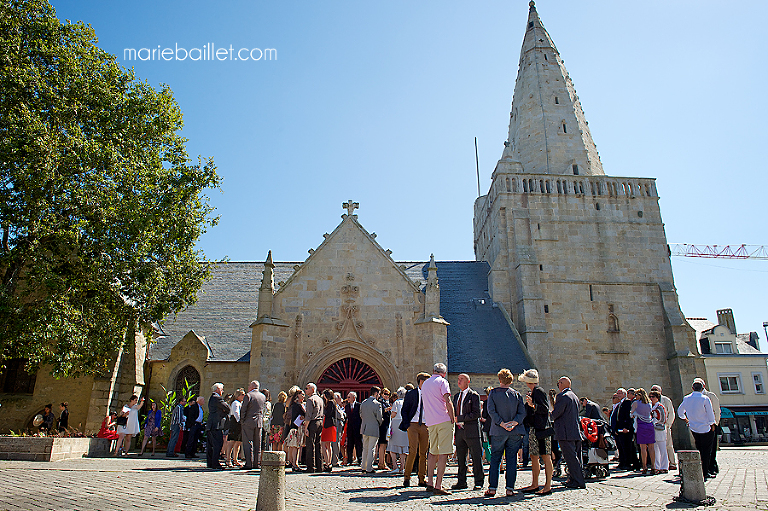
[
  {"xmin": 485, "ymin": 368, "xmax": 526, "ymax": 497},
  {"xmin": 271, "ymin": 391, "xmax": 288, "ymax": 453},
  {"xmin": 631, "ymin": 388, "xmax": 655, "ymax": 474},
  {"xmin": 225, "ymin": 388, "xmax": 245, "ymax": 468}
]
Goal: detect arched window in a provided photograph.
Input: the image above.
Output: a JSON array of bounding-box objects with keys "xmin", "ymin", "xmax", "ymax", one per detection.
[
  {"xmin": 319, "ymin": 358, "xmax": 382, "ymax": 401},
  {"xmin": 174, "ymin": 365, "xmax": 201, "ymax": 399}
]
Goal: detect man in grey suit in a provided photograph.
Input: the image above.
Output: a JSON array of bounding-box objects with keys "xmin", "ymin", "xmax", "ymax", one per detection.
[
  {"xmin": 240, "ymin": 380, "xmax": 266, "ymax": 470},
  {"xmin": 552, "ymin": 376, "xmax": 585, "ymax": 489},
  {"xmin": 360, "ymin": 386, "xmax": 383, "ymax": 473}
]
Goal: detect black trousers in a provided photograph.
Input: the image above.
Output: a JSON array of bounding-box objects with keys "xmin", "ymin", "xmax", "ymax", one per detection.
[
  {"xmin": 708, "ymin": 428, "xmax": 719, "ymax": 474},
  {"xmin": 306, "ymin": 419, "xmax": 323, "ymax": 472},
  {"xmin": 455, "ymin": 427, "xmax": 484, "ymax": 486},
  {"xmin": 559, "ymin": 439, "xmax": 585, "ymax": 486},
  {"xmin": 346, "ymin": 430, "xmax": 363, "ymax": 463},
  {"xmin": 186, "ymin": 422, "xmax": 203, "ymax": 457},
  {"xmin": 618, "ymin": 431, "xmax": 639, "ymax": 468},
  {"xmin": 692, "ymin": 429, "xmax": 715, "ymax": 478},
  {"xmin": 206, "ymin": 429, "xmax": 224, "ymax": 469}
]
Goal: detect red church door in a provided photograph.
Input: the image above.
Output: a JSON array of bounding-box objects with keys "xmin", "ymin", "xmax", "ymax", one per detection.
[{"xmin": 318, "ymin": 357, "xmax": 382, "ymax": 401}]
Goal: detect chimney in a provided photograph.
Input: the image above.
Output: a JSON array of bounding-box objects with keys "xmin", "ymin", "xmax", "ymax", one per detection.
[{"xmin": 716, "ymin": 308, "xmax": 736, "ymax": 335}]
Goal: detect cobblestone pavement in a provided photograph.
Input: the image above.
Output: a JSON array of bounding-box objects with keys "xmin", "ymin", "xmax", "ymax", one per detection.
[{"xmin": 0, "ymin": 447, "xmax": 766, "ymax": 511}]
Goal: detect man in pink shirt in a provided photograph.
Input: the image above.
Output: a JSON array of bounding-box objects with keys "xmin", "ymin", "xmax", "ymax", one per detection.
[{"xmin": 421, "ymin": 362, "xmax": 456, "ymax": 495}]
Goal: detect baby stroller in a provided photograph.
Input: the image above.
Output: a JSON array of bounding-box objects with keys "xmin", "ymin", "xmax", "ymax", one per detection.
[{"xmin": 580, "ymin": 417, "xmax": 614, "ymax": 479}]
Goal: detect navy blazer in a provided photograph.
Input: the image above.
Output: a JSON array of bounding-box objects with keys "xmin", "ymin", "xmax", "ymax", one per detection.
[
  {"xmin": 453, "ymin": 388, "xmax": 482, "ymax": 439},
  {"xmin": 399, "ymin": 388, "xmax": 420, "ymax": 432},
  {"xmin": 552, "ymin": 388, "xmax": 582, "ymax": 441},
  {"xmin": 617, "ymin": 398, "xmax": 634, "ymax": 433}
]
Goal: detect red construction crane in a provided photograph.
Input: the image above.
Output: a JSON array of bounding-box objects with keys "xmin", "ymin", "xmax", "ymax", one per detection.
[{"xmin": 669, "ymin": 244, "xmax": 768, "ymax": 260}]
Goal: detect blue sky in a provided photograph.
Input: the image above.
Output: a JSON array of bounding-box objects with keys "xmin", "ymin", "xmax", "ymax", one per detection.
[{"xmin": 51, "ymin": 1, "xmax": 768, "ymax": 349}]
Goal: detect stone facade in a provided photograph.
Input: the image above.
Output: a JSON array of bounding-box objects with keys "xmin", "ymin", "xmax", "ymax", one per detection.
[
  {"xmin": 250, "ymin": 212, "xmax": 447, "ymax": 394},
  {"xmin": 473, "ymin": 2, "xmax": 704, "ymax": 446}
]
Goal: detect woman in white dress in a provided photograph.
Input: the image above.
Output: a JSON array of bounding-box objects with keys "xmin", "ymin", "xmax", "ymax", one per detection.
[
  {"xmin": 387, "ymin": 387, "xmax": 409, "ymax": 473},
  {"xmin": 114, "ymin": 395, "xmax": 144, "ymax": 456}
]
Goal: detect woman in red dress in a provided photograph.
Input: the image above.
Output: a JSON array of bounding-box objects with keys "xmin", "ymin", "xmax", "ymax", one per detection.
[
  {"xmin": 97, "ymin": 411, "xmax": 119, "ymax": 440},
  {"xmin": 320, "ymin": 389, "xmax": 337, "ymax": 472}
]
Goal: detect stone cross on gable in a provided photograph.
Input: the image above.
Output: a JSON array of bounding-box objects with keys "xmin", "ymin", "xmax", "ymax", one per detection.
[{"xmin": 342, "ymin": 200, "xmax": 359, "ymax": 216}]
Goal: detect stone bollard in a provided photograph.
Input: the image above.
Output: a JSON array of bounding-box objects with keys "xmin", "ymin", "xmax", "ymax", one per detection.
[
  {"xmin": 256, "ymin": 451, "xmax": 286, "ymax": 511},
  {"xmin": 677, "ymin": 450, "xmax": 706, "ymax": 502}
]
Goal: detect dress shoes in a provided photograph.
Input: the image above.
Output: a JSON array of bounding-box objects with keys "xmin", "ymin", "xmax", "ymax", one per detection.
[
  {"xmin": 451, "ymin": 483, "xmax": 468, "ymax": 490},
  {"xmin": 418, "ymin": 481, "xmax": 428, "ymax": 487},
  {"xmin": 562, "ymin": 481, "xmax": 586, "ymax": 489},
  {"xmin": 403, "ymin": 479, "xmax": 410, "ymax": 487}
]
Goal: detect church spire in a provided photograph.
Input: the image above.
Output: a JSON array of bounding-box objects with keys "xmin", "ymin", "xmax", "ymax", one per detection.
[
  {"xmin": 257, "ymin": 250, "xmax": 275, "ymax": 319},
  {"xmin": 501, "ymin": 1, "xmax": 604, "ymax": 176}
]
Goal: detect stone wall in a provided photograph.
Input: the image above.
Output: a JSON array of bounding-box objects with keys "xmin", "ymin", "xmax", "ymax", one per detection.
[
  {"xmin": 0, "ymin": 367, "xmax": 94, "ymax": 435},
  {"xmin": 474, "ymin": 169, "xmax": 704, "ymax": 412},
  {"xmin": 0, "ymin": 437, "xmax": 113, "ymax": 461}
]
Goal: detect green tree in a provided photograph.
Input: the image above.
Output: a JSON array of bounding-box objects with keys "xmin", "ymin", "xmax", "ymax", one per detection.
[{"xmin": 0, "ymin": 0, "xmax": 221, "ymax": 377}]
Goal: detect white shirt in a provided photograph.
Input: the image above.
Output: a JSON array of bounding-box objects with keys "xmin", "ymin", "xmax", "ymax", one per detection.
[
  {"xmin": 415, "ymin": 389, "xmax": 424, "ymax": 424},
  {"xmin": 230, "ymin": 399, "xmax": 242, "ymax": 422},
  {"xmin": 457, "ymin": 388, "xmax": 469, "ymax": 416},
  {"xmin": 677, "ymin": 391, "xmax": 716, "ymax": 434}
]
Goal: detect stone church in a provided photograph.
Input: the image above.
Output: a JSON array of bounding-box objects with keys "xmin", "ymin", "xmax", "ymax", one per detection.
[{"xmin": 0, "ymin": 2, "xmax": 704, "ymax": 441}]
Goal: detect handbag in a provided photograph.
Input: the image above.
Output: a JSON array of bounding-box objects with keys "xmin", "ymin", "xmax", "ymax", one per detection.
[
  {"xmin": 115, "ymin": 416, "xmax": 128, "ymax": 426},
  {"xmin": 535, "ymin": 415, "xmax": 555, "ymax": 439}
]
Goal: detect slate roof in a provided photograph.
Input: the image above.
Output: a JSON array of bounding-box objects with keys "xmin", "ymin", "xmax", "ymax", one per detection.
[
  {"xmin": 736, "ymin": 334, "xmax": 765, "ymax": 355},
  {"xmin": 150, "ymin": 262, "xmax": 298, "ymax": 362},
  {"xmin": 426, "ymin": 261, "xmax": 530, "ymax": 374},
  {"xmin": 685, "ymin": 318, "xmax": 766, "ymax": 356},
  {"xmin": 149, "ymin": 260, "xmax": 529, "ymax": 374}
]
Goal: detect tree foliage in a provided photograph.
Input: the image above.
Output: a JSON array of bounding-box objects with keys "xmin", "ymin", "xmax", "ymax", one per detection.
[{"xmin": 0, "ymin": 0, "xmax": 221, "ymax": 376}]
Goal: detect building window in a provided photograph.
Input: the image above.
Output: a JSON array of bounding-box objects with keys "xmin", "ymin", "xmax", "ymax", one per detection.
[
  {"xmin": 562, "ymin": 122, "xmax": 567, "ymax": 134},
  {"xmin": 753, "ymin": 373, "xmax": 765, "ymax": 394},
  {"xmin": 718, "ymin": 373, "xmax": 742, "ymax": 394},
  {"xmin": 555, "ymin": 96, "xmax": 559, "ymax": 104},
  {"xmin": 0, "ymin": 358, "xmax": 37, "ymax": 394},
  {"xmin": 572, "ymin": 164, "xmax": 579, "ymax": 175},
  {"xmin": 714, "ymin": 342, "xmax": 733, "ymax": 354},
  {"xmin": 174, "ymin": 365, "xmax": 201, "ymax": 398}
]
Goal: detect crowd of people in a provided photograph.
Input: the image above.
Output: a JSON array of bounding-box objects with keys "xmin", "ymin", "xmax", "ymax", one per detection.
[{"xmin": 99, "ymin": 364, "xmax": 722, "ymax": 496}]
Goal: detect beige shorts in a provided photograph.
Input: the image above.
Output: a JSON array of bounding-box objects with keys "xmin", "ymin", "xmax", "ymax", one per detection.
[{"xmin": 428, "ymin": 420, "xmax": 454, "ymax": 456}]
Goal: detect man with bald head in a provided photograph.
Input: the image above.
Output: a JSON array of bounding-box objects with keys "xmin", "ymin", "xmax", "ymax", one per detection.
[
  {"xmin": 452, "ymin": 373, "xmax": 484, "ymax": 490},
  {"xmin": 552, "ymin": 376, "xmax": 585, "ymax": 489},
  {"xmin": 240, "ymin": 380, "xmax": 266, "ymax": 470}
]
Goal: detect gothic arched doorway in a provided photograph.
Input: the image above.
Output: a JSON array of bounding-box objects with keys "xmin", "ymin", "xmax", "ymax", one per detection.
[
  {"xmin": 174, "ymin": 365, "xmax": 201, "ymax": 399},
  {"xmin": 318, "ymin": 357, "xmax": 382, "ymax": 400}
]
